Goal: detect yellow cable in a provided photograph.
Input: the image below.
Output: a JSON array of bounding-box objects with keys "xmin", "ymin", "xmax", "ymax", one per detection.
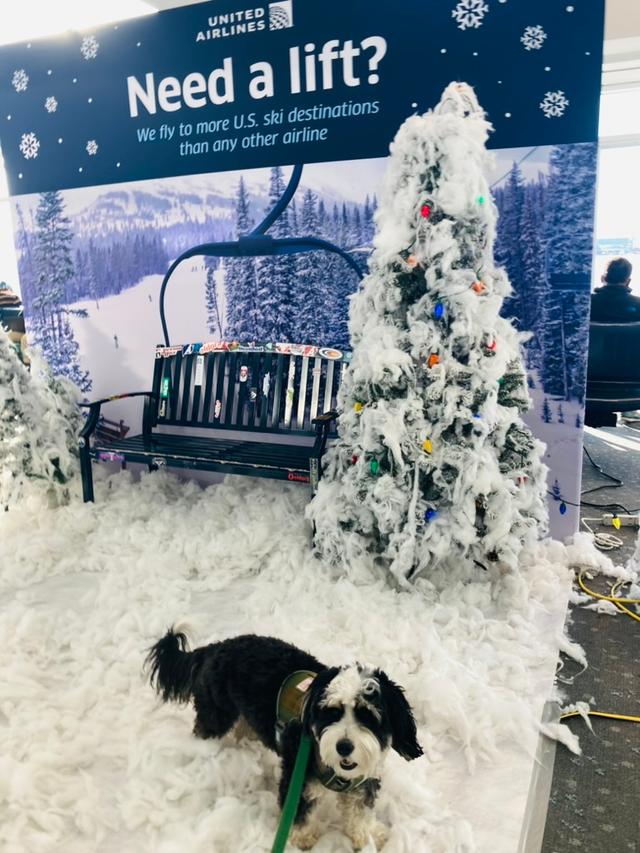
[
  {"xmin": 560, "ymin": 710, "xmax": 640, "ymax": 725},
  {"xmin": 558, "ymin": 577, "xmax": 640, "ymax": 738},
  {"xmin": 577, "ymin": 573, "xmax": 640, "ymax": 623}
]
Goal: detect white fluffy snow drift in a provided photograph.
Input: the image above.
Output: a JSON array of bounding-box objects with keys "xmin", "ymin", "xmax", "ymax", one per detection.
[{"xmin": 0, "ymin": 470, "xmax": 594, "ymax": 852}]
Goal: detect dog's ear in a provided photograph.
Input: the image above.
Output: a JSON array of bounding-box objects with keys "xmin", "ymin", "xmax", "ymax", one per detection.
[
  {"xmin": 301, "ymin": 667, "xmax": 339, "ymax": 735},
  {"xmin": 375, "ymin": 670, "xmax": 423, "ymax": 761}
]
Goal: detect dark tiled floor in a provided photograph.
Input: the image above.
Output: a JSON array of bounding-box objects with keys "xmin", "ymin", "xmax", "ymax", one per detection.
[{"xmin": 541, "ymin": 426, "xmax": 640, "ymax": 853}]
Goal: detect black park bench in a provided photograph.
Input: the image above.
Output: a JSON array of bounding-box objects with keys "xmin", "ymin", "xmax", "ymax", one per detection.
[{"xmin": 78, "ymin": 341, "xmax": 350, "ymax": 502}]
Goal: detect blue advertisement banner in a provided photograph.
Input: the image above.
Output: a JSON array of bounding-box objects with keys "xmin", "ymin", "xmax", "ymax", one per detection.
[{"xmin": 0, "ymin": 0, "xmax": 604, "ymax": 195}]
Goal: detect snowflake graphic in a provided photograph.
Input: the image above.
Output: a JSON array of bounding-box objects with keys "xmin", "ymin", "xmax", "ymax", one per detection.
[
  {"xmin": 19, "ymin": 132, "xmax": 40, "ymax": 159},
  {"xmin": 86, "ymin": 139, "xmax": 98, "ymax": 156},
  {"xmin": 521, "ymin": 25, "xmax": 547, "ymax": 50},
  {"xmin": 452, "ymin": 0, "xmax": 489, "ymax": 30},
  {"xmin": 12, "ymin": 69, "xmax": 29, "ymax": 92},
  {"xmin": 44, "ymin": 96, "xmax": 58, "ymax": 113},
  {"xmin": 81, "ymin": 35, "xmax": 99, "ymax": 60},
  {"xmin": 540, "ymin": 90, "xmax": 570, "ymax": 118}
]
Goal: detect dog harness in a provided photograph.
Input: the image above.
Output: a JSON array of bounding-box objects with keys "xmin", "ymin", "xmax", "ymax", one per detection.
[{"xmin": 275, "ymin": 670, "xmax": 368, "ymax": 794}]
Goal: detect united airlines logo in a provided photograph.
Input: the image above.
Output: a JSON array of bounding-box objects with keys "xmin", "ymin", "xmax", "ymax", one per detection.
[
  {"xmin": 196, "ymin": 1, "xmax": 293, "ymax": 42},
  {"xmin": 269, "ymin": 0, "xmax": 293, "ymax": 30}
]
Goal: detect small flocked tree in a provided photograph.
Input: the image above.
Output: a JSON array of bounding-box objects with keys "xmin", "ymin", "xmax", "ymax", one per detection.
[
  {"xmin": 308, "ymin": 83, "xmax": 548, "ymax": 583},
  {"xmin": 0, "ymin": 327, "xmax": 83, "ymax": 509}
]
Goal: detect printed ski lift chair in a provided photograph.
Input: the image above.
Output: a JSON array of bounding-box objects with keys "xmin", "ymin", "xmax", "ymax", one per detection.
[{"xmin": 78, "ymin": 165, "xmax": 364, "ymax": 502}]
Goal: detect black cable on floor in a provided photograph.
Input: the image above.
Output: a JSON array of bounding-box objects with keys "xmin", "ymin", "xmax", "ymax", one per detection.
[{"xmin": 581, "ymin": 444, "xmax": 623, "ymax": 497}]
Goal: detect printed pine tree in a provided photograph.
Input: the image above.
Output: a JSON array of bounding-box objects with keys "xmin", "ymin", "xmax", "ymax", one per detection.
[
  {"xmin": 519, "ymin": 190, "xmax": 546, "ymax": 363},
  {"xmin": 256, "ymin": 166, "xmax": 296, "ymax": 341},
  {"xmin": 542, "ymin": 144, "xmax": 597, "ymax": 401},
  {"xmin": 205, "ymin": 258, "xmax": 224, "ymax": 337},
  {"xmin": 31, "ymin": 190, "xmax": 91, "ymax": 393},
  {"xmin": 224, "ymin": 177, "xmax": 259, "ymax": 340},
  {"xmin": 295, "ymin": 188, "xmax": 326, "ymax": 342},
  {"xmin": 308, "ymin": 83, "xmax": 548, "ymax": 583},
  {"xmin": 496, "ymin": 162, "xmax": 525, "ymax": 328},
  {"xmin": 0, "ymin": 327, "xmax": 82, "ymax": 508}
]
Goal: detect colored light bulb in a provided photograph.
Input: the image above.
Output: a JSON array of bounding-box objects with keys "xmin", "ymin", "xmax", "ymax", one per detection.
[
  {"xmin": 354, "ymin": 402, "xmax": 363, "ymax": 412},
  {"xmin": 425, "ymin": 509, "xmax": 437, "ymax": 522},
  {"xmin": 421, "ymin": 203, "xmax": 431, "ymax": 218},
  {"xmin": 351, "ymin": 454, "xmax": 359, "ymax": 465},
  {"xmin": 423, "ymin": 439, "xmax": 433, "ymax": 453},
  {"xmin": 559, "ymin": 502, "xmax": 567, "ymax": 515},
  {"xmin": 434, "ymin": 303, "xmax": 444, "ymax": 319},
  {"xmin": 427, "ymin": 354, "xmax": 440, "ymax": 368},
  {"xmin": 370, "ymin": 459, "xmax": 379, "ymax": 475}
]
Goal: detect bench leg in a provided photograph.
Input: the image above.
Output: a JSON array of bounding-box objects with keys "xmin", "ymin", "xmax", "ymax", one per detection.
[
  {"xmin": 79, "ymin": 438, "xmax": 95, "ymax": 503},
  {"xmin": 309, "ymin": 457, "xmax": 320, "ymax": 494}
]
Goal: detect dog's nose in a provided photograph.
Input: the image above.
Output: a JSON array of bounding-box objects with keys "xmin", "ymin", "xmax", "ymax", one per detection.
[{"xmin": 336, "ymin": 738, "xmax": 354, "ymax": 757}]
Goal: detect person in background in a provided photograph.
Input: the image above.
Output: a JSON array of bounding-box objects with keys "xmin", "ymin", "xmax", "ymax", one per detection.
[{"xmin": 590, "ymin": 257, "xmax": 640, "ymax": 322}]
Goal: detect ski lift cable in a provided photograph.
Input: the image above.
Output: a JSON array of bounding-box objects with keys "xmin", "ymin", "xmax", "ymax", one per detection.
[
  {"xmin": 158, "ymin": 164, "xmax": 365, "ymax": 346},
  {"xmin": 490, "ymin": 146, "xmax": 541, "ymax": 190}
]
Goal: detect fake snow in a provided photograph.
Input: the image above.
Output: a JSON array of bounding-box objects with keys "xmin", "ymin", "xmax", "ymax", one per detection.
[{"xmin": 0, "ymin": 469, "xmax": 607, "ymax": 852}]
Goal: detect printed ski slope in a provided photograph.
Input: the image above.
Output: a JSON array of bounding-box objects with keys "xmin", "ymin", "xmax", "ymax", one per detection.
[
  {"xmin": 0, "ymin": 471, "xmax": 594, "ymax": 853},
  {"xmin": 525, "ymin": 385, "xmax": 584, "ymax": 541},
  {"xmin": 67, "ymin": 265, "xmax": 212, "ymax": 425}
]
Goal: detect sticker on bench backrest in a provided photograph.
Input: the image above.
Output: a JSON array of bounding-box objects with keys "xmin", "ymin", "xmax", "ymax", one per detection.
[
  {"xmin": 155, "ymin": 341, "xmax": 350, "ymax": 361},
  {"xmin": 98, "ymin": 451, "xmax": 125, "ymax": 463},
  {"xmin": 194, "ymin": 355, "xmax": 204, "ymax": 387}
]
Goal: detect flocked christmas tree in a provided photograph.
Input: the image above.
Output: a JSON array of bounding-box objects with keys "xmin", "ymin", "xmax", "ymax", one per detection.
[
  {"xmin": 0, "ymin": 326, "xmax": 83, "ymax": 509},
  {"xmin": 308, "ymin": 83, "xmax": 548, "ymax": 583}
]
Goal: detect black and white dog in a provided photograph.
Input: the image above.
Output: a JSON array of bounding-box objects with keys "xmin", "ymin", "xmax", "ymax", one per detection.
[{"xmin": 146, "ymin": 629, "xmax": 423, "ymax": 850}]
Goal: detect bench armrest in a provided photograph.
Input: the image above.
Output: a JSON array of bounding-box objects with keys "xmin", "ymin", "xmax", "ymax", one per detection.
[
  {"xmin": 312, "ymin": 409, "xmax": 338, "ymax": 426},
  {"xmin": 79, "ymin": 391, "xmax": 157, "ymax": 442},
  {"xmin": 79, "ymin": 391, "xmax": 158, "ymax": 408}
]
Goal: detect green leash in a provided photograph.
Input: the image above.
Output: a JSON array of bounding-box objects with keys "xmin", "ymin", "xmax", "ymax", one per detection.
[{"xmin": 271, "ymin": 734, "xmax": 312, "ymax": 853}]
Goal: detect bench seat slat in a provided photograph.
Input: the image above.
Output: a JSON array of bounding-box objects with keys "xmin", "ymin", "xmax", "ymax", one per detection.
[{"xmin": 93, "ymin": 433, "xmax": 315, "ymax": 467}]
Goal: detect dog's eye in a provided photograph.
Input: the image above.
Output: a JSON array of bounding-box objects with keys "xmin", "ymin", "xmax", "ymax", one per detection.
[
  {"xmin": 316, "ymin": 706, "xmax": 343, "ymax": 729},
  {"xmin": 355, "ymin": 704, "xmax": 382, "ymax": 731}
]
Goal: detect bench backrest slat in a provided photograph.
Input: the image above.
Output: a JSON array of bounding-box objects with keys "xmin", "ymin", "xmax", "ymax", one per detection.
[
  {"xmin": 153, "ymin": 343, "xmax": 349, "ymax": 436},
  {"xmin": 200, "ymin": 354, "xmax": 216, "ymax": 424},
  {"xmin": 296, "ymin": 357, "xmax": 310, "ymax": 429}
]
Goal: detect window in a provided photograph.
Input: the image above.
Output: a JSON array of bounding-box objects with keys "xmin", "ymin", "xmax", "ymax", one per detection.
[{"xmin": 595, "ymin": 85, "xmax": 640, "ymax": 292}]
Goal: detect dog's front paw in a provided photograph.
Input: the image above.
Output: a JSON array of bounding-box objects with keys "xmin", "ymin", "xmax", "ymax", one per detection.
[
  {"xmin": 290, "ymin": 824, "xmax": 320, "ymax": 850},
  {"xmin": 347, "ymin": 826, "xmax": 369, "ymax": 851},
  {"xmin": 348, "ymin": 822, "xmax": 389, "ymax": 851},
  {"xmin": 371, "ymin": 821, "xmax": 389, "ymax": 850}
]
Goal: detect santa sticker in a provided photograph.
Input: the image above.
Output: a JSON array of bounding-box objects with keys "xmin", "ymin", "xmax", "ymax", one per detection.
[
  {"xmin": 240, "ymin": 366, "xmax": 249, "ymax": 382},
  {"xmin": 214, "ymin": 400, "xmax": 222, "ymax": 418}
]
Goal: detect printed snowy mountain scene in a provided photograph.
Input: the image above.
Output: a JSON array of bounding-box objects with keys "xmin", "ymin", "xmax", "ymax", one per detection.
[{"xmin": 10, "ymin": 143, "xmax": 596, "ymax": 534}]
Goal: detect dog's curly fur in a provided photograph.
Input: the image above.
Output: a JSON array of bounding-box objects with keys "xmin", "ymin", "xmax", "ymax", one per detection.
[{"xmin": 146, "ymin": 629, "xmax": 422, "ymax": 850}]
